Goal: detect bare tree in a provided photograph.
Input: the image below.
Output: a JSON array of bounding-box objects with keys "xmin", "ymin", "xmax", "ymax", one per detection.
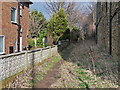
[
  {"xmin": 29, "ymin": 10, "xmax": 47, "ymax": 38},
  {"xmin": 45, "ymin": 1, "xmax": 96, "ymax": 41},
  {"xmin": 44, "ymin": 0, "xmax": 66, "ymax": 16}
]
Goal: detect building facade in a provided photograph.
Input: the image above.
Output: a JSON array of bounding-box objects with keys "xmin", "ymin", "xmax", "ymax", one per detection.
[{"xmin": 0, "ymin": 0, "xmax": 33, "ymax": 54}]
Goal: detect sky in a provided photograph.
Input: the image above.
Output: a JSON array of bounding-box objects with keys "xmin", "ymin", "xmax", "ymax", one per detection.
[
  {"xmin": 29, "ymin": 2, "xmax": 50, "ymax": 20},
  {"xmin": 29, "ymin": 1, "xmax": 95, "ymax": 20}
]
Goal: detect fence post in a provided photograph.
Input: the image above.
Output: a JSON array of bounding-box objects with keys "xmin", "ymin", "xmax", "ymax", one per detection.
[
  {"xmin": 40, "ymin": 48, "xmax": 42, "ymax": 62},
  {"xmin": 24, "ymin": 51, "xmax": 28, "ymax": 70},
  {"xmin": 49, "ymin": 46, "xmax": 52, "ymax": 58},
  {"xmin": 55, "ymin": 45, "xmax": 58, "ymax": 54},
  {"xmin": 0, "ymin": 80, "xmax": 1, "ymax": 89}
]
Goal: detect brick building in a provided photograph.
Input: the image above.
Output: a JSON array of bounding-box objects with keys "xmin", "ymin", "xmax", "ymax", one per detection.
[
  {"xmin": 0, "ymin": 0, "xmax": 33, "ymax": 54},
  {"xmin": 95, "ymin": 1, "xmax": 120, "ymax": 59}
]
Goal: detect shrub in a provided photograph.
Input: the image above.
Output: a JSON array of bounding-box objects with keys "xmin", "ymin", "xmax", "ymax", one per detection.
[
  {"xmin": 45, "ymin": 43, "xmax": 49, "ymax": 47},
  {"xmin": 36, "ymin": 30, "xmax": 47, "ymax": 48},
  {"xmin": 29, "ymin": 39, "xmax": 35, "ymax": 49}
]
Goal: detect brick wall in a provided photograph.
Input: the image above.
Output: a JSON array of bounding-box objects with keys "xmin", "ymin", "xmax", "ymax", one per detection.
[
  {"xmin": 0, "ymin": 2, "xmax": 2, "ymax": 34},
  {"xmin": 20, "ymin": 2, "xmax": 29, "ymax": 50},
  {"xmin": 96, "ymin": 2, "xmax": 120, "ymax": 59},
  {"xmin": 1, "ymin": 1, "xmax": 29, "ymax": 54}
]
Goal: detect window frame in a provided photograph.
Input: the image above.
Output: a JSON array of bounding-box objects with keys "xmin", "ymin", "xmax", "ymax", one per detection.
[
  {"xmin": 20, "ymin": 4, "xmax": 22, "ymax": 16},
  {"xmin": 15, "ymin": 40, "xmax": 17, "ymax": 52},
  {"xmin": 0, "ymin": 35, "xmax": 5, "ymax": 54},
  {"xmin": 11, "ymin": 7, "xmax": 17, "ymax": 23}
]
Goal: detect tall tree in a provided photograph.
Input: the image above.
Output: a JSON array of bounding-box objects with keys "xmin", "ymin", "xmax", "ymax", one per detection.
[
  {"xmin": 54, "ymin": 8, "xmax": 68, "ymax": 43},
  {"xmin": 45, "ymin": 1, "xmax": 84, "ymax": 41},
  {"xmin": 47, "ymin": 8, "xmax": 68, "ymax": 44}
]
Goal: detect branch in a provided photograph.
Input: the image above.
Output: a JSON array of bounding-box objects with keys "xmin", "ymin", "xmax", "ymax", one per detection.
[{"xmin": 111, "ymin": 7, "xmax": 120, "ymax": 20}]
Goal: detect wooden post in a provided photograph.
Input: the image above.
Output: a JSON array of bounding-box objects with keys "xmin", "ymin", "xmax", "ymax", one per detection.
[
  {"xmin": 0, "ymin": 81, "xmax": 2, "ymax": 90},
  {"xmin": 49, "ymin": 46, "xmax": 51, "ymax": 58},
  {"xmin": 55, "ymin": 45, "xmax": 58, "ymax": 54},
  {"xmin": 40, "ymin": 49, "xmax": 42, "ymax": 62}
]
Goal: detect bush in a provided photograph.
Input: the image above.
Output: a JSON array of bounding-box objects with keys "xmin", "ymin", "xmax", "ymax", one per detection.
[
  {"xmin": 36, "ymin": 29, "xmax": 47, "ymax": 48},
  {"xmin": 60, "ymin": 27, "xmax": 70, "ymax": 40},
  {"xmin": 29, "ymin": 39, "xmax": 35, "ymax": 49},
  {"xmin": 36, "ymin": 37, "xmax": 43, "ymax": 48},
  {"xmin": 45, "ymin": 43, "xmax": 49, "ymax": 47}
]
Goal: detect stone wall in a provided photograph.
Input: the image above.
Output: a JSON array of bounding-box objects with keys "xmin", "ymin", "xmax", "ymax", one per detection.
[
  {"xmin": 0, "ymin": 45, "xmax": 58, "ymax": 83},
  {"xmin": 97, "ymin": 2, "xmax": 120, "ymax": 59}
]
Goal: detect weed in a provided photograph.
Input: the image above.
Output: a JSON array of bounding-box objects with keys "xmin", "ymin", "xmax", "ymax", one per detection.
[
  {"xmin": 87, "ymin": 47, "xmax": 99, "ymax": 74},
  {"xmin": 24, "ymin": 80, "xmax": 36, "ymax": 85},
  {"xmin": 96, "ymin": 84, "xmax": 101, "ymax": 88},
  {"xmin": 79, "ymin": 83, "xmax": 86, "ymax": 88},
  {"xmin": 79, "ymin": 71, "xmax": 88, "ymax": 74},
  {"xmin": 38, "ymin": 73, "xmax": 43, "ymax": 77},
  {"xmin": 34, "ymin": 77, "xmax": 41, "ymax": 81},
  {"xmin": 57, "ymin": 75, "xmax": 61, "ymax": 78},
  {"xmin": 24, "ymin": 81, "xmax": 30, "ymax": 84},
  {"xmin": 53, "ymin": 56, "xmax": 61, "ymax": 63},
  {"xmin": 47, "ymin": 63, "xmax": 54, "ymax": 68}
]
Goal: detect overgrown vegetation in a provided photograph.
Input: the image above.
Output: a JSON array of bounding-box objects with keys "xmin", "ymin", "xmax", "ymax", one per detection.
[
  {"xmin": 60, "ymin": 39, "xmax": 119, "ymax": 85},
  {"xmin": 50, "ymin": 61, "xmax": 118, "ymax": 88}
]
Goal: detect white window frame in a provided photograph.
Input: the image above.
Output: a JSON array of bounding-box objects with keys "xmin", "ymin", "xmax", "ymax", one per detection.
[
  {"xmin": 0, "ymin": 35, "xmax": 5, "ymax": 54},
  {"xmin": 20, "ymin": 4, "xmax": 22, "ymax": 16},
  {"xmin": 11, "ymin": 7, "xmax": 17, "ymax": 23},
  {"xmin": 15, "ymin": 40, "xmax": 17, "ymax": 52}
]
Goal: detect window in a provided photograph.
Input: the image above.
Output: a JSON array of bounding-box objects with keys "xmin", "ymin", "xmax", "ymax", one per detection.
[
  {"xmin": 9, "ymin": 46, "xmax": 13, "ymax": 54},
  {"xmin": 0, "ymin": 36, "xmax": 5, "ymax": 54},
  {"xmin": 15, "ymin": 40, "xmax": 17, "ymax": 51},
  {"xmin": 11, "ymin": 7, "xmax": 17, "ymax": 23}
]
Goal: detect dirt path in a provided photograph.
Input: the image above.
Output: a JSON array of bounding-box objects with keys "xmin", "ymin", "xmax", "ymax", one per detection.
[{"xmin": 34, "ymin": 59, "xmax": 64, "ymax": 88}]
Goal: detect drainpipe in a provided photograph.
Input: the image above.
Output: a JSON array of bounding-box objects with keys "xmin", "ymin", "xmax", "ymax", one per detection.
[
  {"xmin": 96, "ymin": 1, "xmax": 98, "ymax": 44},
  {"xmin": 109, "ymin": 1, "xmax": 112, "ymax": 55},
  {"xmin": 17, "ymin": 0, "xmax": 21, "ymax": 52}
]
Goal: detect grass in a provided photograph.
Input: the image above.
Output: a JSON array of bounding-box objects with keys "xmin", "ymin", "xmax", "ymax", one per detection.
[
  {"xmin": 23, "ymin": 55, "xmax": 61, "ymax": 87},
  {"xmin": 53, "ymin": 56, "xmax": 62, "ymax": 63},
  {"xmin": 79, "ymin": 83, "xmax": 86, "ymax": 88},
  {"xmin": 50, "ymin": 60, "xmax": 118, "ymax": 88},
  {"xmin": 24, "ymin": 79, "xmax": 36, "ymax": 87}
]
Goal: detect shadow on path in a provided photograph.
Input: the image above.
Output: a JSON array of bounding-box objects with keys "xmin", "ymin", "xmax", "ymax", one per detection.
[{"xmin": 34, "ymin": 59, "xmax": 64, "ymax": 88}]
